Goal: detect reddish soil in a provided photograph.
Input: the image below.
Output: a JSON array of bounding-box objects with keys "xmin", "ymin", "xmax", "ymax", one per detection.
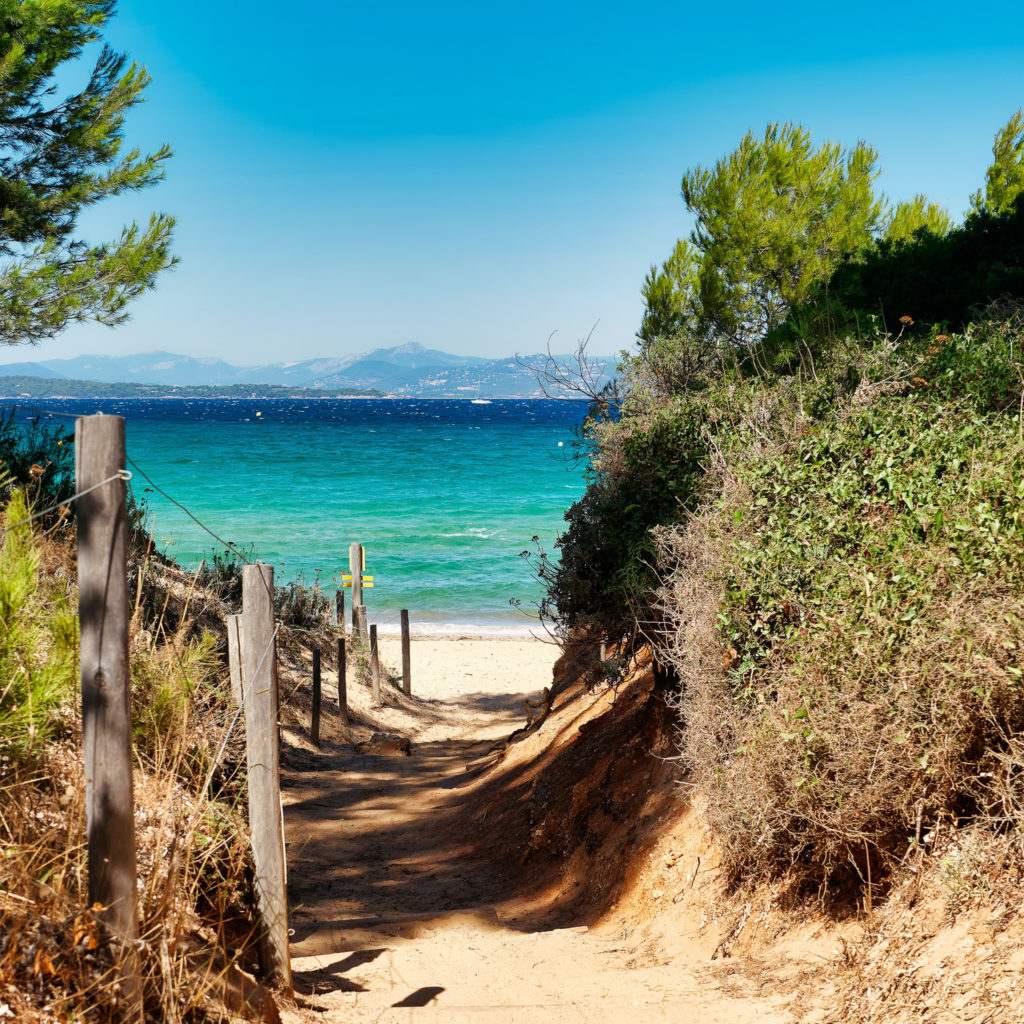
[{"xmin": 275, "ymin": 641, "xmax": 826, "ymax": 1023}]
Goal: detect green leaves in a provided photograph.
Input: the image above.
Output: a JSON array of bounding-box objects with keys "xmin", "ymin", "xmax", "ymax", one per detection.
[
  {"xmin": 883, "ymin": 194, "xmax": 952, "ymax": 243},
  {"xmin": 680, "ymin": 122, "xmax": 883, "ymax": 347},
  {"xmin": 0, "ymin": 489, "xmax": 77, "ymax": 756},
  {"xmin": 0, "ymin": 0, "xmax": 175, "ymax": 344},
  {"xmin": 970, "ymin": 109, "xmax": 1024, "ymax": 219}
]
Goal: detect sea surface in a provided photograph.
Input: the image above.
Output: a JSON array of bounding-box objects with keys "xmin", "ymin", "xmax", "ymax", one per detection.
[{"xmin": 11, "ymin": 398, "xmax": 589, "ymax": 634}]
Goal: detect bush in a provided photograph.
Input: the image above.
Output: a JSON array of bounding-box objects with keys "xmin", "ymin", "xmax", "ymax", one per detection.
[
  {"xmin": 781, "ymin": 193, "xmax": 1024, "ymax": 345},
  {"xmin": 0, "ymin": 411, "xmax": 75, "ymax": 515},
  {"xmin": 536, "ymin": 392, "xmax": 716, "ymax": 651},
  {"xmin": 0, "ymin": 490, "xmax": 76, "ymax": 756},
  {"xmin": 655, "ymin": 321, "xmax": 1024, "ymax": 896},
  {"xmin": 195, "ymin": 543, "xmax": 255, "ymax": 608}
]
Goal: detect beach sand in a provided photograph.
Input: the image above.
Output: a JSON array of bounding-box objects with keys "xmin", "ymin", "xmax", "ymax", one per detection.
[{"xmin": 376, "ymin": 633, "xmax": 558, "ymax": 702}]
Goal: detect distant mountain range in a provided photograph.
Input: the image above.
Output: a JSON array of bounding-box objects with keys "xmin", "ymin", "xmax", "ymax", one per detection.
[{"xmin": 0, "ymin": 343, "xmax": 616, "ymax": 398}]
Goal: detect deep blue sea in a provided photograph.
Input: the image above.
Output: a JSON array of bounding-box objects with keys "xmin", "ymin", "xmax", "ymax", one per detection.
[{"xmin": 11, "ymin": 398, "xmax": 589, "ymax": 634}]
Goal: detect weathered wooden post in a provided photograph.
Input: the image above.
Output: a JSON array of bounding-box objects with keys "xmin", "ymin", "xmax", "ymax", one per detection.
[
  {"xmin": 311, "ymin": 647, "xmax": 321, "ymax": 748},
  {"xmin": 227, "ymin": 614, "xmax": 245, "ymax": 704},
  {"xmin": 357, "ymin": 604, "xmax": 368, "ymax": 642},
  {"xmin": 335, "ymin": 588, "xmax": 344, "ymax": 631},
  {"xmin": 349, "ymin": 542, "xmax": 363, "ymax": 635},
  {"xmin": 400, "ymin": 609, "xmax": 412, "ymax": 696},
  {"xmin": 242, "ymin": 564, "xmax": 291, "ymax": 991},
  {"xmin": 369, "ymin": 624, "xmax": 381, "ymax": 703},
  {"xmin": 337, "ymin": 637, "xmax": 348, "ymax": 724},
  {"xmin": 76, "ymin": 414, "xmax": 142, "ymax": 1014}
]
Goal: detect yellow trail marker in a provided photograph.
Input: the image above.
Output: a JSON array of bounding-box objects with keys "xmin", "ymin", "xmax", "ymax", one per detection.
[{"xmin": 342, "ymin": 574, "xmax": 375, "ymax": 588}]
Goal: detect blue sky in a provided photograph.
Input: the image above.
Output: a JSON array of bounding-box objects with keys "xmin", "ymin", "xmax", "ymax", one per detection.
[{"xmin": 17, "ymin": 0, "xmax": 1024, "ymax": 365}]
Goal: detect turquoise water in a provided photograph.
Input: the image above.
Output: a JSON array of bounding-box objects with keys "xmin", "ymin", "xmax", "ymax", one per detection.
[{"xmin": 25, "ymin": 399, "xmax": 588, "ymax": 634}]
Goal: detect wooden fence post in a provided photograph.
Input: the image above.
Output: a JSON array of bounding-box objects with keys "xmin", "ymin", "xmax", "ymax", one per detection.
[
  {"xmin": 369, "ymin": 624, "xmax": 381, "ymax": 703},
  {"xmin": 357, "ymin": 604, "xmax": 368, "ymax": 642},
  {"xmin": 349, "ymin": 543, "xmax": 363, "ymax": 634},
  {"xmin": 311, "ymin": 647, "xmax": 321, "ymax": 748},
  {"xmin": 76, "ymin": 414, "xmax": 142, "ymax": 1014},
  {"xmin": 337, "ymin": 637, "xmax": 348, "ymax": 724},
  {"xmin": 400, "ymin": 609, "xmax": 412, "ymax": 696},
  {"xmin": 335, "ymin": 588, "xmax": 344, "ymax": 631},
  {"xmin": 242, "ymin": 564, "xmax": 291, "ymax": 991},
  {"xmin": 227, "ymin": 614, "xmax": 245, "ymax": 704}
]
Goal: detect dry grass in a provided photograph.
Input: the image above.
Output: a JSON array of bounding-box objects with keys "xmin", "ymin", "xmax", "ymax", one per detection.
[
  {"xmin": 652, "ymin": 331, "xmax": 1024, "ymax": 905},
  {"xmin": 0, "ymin": 504, "xmax": 275, "ymax": 1021}
]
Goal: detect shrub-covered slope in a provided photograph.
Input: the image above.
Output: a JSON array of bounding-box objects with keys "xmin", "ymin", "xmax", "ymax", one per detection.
[{"xmin": 655, "ymin": 321, "xmax": 1024, "ymax": 895}]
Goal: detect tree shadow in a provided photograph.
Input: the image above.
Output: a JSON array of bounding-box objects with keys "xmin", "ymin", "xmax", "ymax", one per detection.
[
  {"xmin": 290, "ymin": 947, "xmax": 388, "ymax": 996},
  {"xmin": 283, "ymin": 664, "xmax": 680, "ymax": 955}
]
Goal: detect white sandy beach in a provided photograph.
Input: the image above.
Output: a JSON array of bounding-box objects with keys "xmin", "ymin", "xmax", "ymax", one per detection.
[{"xmin": 375, "ymin": 634, "xmax": 559, "ymax": 704}]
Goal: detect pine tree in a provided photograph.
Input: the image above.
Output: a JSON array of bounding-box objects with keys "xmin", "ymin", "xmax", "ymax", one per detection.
[
  {"xmin": 970, "ymin": 109, "xmax": 1024, "ymax": 219},
  {"xmin": 681, "ymin": 122, "xmax": 882, "ymax": 347},
  {"xmin": 0, "ymin": 0, "xmax": 174, "ymax": 345},
  {"xmin": 883, "ymin": 194, "xmax": 952, "ymax": 243}
]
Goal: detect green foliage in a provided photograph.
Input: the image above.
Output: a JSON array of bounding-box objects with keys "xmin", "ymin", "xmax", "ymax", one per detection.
[
  {"xmin": 547, "ymin": 108, "xmax": 1024, "ymax": 901},
  {"xmin": 639, "ymin": 238, "xmax": 700, "ymax": 345},
  {"xmin": 131, "ymin": 627, "xmax": 222, "ymax": 779},
  {"xmin": 554, "ymin": 110, "xmax": 1024, "ymax": 664},
  {"xmin": 0, "ymin": 409, "xmax": 75, "ymax": 509},
  {"xmin": 0, "ymin": 0, "xmax": 175, "ymax": 345},
  {"xmin": 970, "ymin": 109, "xmax": 1024, "ymax": 218},
  {"xmin": 540, "ymin": 393, "xmax": 720, "ymax": 644},
  {"xmin": 657, "ymin": 321, "xmax": 1024, "ymax": 893},
  {"xmin": 274, "ymin": 572, "xmax": 333, "ymax": 630},
  {"xmin": 196, "ymin": 544, "xmax": 333, "ymax": 629},
  {"xmin": 883, "ymin": 193, "xmax": 952, "ymax": 243},
  {"xmin": 196, "ymin": 543, "xmax": 256, "ymax": 609},
  {"xmin": 679, "ymin": 122, "xmax": 882, "ymax": 346},
  {"xmin": 0, "ymin": 489, "xmax": 76, "ymax": 755},
  {"xmin": 806, "ymin": 193, "xmax": 1024, "ymax": 335}
]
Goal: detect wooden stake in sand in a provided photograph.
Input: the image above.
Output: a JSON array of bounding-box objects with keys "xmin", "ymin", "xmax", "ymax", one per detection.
[
  {"xmin": 311, "ymin": 647, "xmax": 321, "ymax": 748},
  {"xmin": 337, "ymin": 637, "xmax": 348, "ymax": 724},
  {"xmin": 349, "ymin": 542, "xmax": 363, "ymax": 634},
  {"xmin": 76, "ymin": 413, "xmax": 142, "ymax": 1013},
  {"xmin": 401, "ymin": 609, "xmax": 412, "ymax": 695},
  {"xmin": 369, "ymin": 623, "xmax": 381, "ymax": 703},
  {"xmin": 335, "ymin": 587, "xmax": 344, "ymax": 631},
  {"xmin": 241, "ymin": 564, "xmax": 292, "ymax": 991},
  {"xmin": 227, "ymin": 614, "xmax": 245, "ymax": 704}
]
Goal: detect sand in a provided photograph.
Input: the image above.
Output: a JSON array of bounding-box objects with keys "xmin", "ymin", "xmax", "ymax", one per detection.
[
  {"xmin": 278, "ymin": 634, "xmax": 801, "ymax": 1023},
  {"xmin": 373, "ymin": 634, "xmax": 557, "ymax": 741}
]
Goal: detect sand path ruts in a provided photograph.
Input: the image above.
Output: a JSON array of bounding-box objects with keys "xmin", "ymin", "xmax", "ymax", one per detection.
[{"xmin": 279, "ymin": 637, "xmax": 795, "ymax": 1023}]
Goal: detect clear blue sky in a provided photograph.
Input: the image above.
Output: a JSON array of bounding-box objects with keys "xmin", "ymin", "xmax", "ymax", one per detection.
[{"xmin": 21, "ymin": 0, "xmax": 1024, "ymax": 365}]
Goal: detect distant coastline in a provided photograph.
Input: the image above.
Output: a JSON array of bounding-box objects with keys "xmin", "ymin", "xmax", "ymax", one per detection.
[
  {"xmin": 0, "ymin": 375, "xmax": 382, "ymax": 400},
  {"xmin": 0, "ymin": 375, "xmax": 590, "ymax": 402},
  {"xmin": 0, "ymin": 342, "xmax": 616, "ymax": 400}
]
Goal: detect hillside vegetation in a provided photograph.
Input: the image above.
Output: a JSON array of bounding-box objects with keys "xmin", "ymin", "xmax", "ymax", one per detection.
[{"xmin": 541, "ymin": 111, "xmax": 1024, "ymax": 905}]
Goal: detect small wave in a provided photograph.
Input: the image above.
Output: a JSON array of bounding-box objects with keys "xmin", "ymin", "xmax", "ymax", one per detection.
[{"xmin": 439, "ymin": 527, "xmax": 494, "ymax": 539}]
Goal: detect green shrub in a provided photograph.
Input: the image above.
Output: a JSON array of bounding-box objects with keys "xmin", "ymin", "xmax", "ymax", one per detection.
[
  {"xmin": 656, "ymin": 322, "xmax": 1024, "ymax": 895},
  {"xmin": 195, "ymin": 543, "xmax": 256, "ymax": 608},
  {"xmin": 0, "ymin": 490, "xmax": 77, "ymax": 756},
  {"xmin": 779, "ymin": 193, "xmax": 1024, "ymax": 346}
]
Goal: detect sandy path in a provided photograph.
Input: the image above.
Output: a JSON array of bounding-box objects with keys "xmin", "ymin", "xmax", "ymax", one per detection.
[{"xmin": 279, "ymin": 638, "xmax": 796, "ymax": 1023}]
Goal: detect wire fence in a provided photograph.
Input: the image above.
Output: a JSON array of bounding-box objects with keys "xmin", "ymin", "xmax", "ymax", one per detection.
[
  {"xmin": 1, "ymin": 402, "xmax": 358, "ymax": 994},
  {"xmin": 0, "ymin": 400, "xmax": 293, "ymax": 591},
  {"xmin": 1, "ymin": 399, "xmax": 359, "ymax": 664}
]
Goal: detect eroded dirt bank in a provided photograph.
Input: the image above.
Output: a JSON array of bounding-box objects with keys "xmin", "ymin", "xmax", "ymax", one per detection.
[{"xmin": 275, "ymin": 639, "xmax": 827, "ymax": 1023}]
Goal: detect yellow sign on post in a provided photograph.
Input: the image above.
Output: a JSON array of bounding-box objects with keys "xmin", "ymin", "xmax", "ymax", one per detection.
[{"xmin": 342, "ymin": 574, "xmax": 375, "ymax": 589}]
